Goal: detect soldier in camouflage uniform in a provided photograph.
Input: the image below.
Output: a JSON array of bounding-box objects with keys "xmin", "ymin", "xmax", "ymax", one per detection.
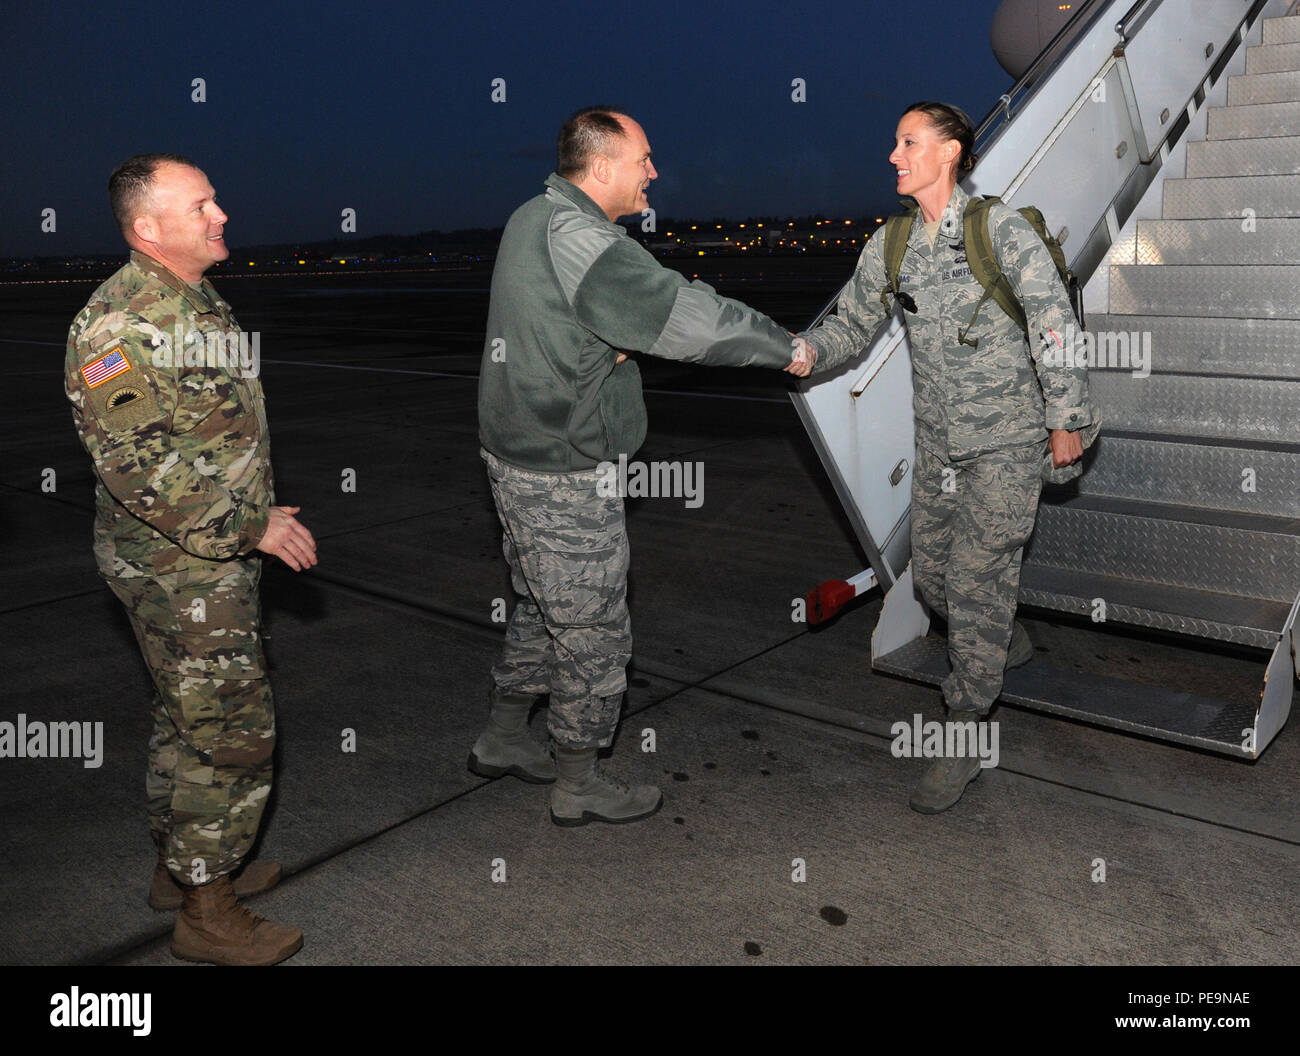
[
  {"xmin": 800, "ymin": 103, "xmax": 1095, "ymax": 813},
  {"xmin": 66, "ymin": 154, "xmax": 316, "ymax": 964},
  {"xmin": 474, "ymin": 108, "xmax": 810, "ymax": 825}
]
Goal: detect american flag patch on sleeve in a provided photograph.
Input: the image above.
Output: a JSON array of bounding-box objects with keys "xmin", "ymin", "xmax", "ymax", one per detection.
[{"xmin": 81, "ymin": 347, "xmax": 132, "ymax": 389}]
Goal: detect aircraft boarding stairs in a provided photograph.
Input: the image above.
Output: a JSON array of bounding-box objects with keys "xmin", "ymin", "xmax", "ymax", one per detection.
[{"xmin": 796, "ymin": 0, "xmax": 1300, "ymax": 758}]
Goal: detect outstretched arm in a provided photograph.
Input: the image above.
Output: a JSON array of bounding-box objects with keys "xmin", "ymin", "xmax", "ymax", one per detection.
[{"xmin": 800, "ymin": 230, "xmax": 894, "ymax": 374}]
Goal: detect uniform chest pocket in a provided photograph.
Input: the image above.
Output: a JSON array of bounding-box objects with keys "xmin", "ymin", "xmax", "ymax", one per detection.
[
  {"xmin": 173, "ymin": 366, "xmax": 245, "ymax": 434},
  {"xmin": 171, "ymin": 324, "xmax": 252, "ymax": 433}
]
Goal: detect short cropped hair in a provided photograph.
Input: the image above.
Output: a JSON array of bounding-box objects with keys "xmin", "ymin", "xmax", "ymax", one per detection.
[
  {"xmin": 108, "ymin": 153, "xmax": 201, "ymax": 235},
  {"xmin": 903, "ymin": 101, "xmax": 978, "ymax": 174},
  {"xmin": 556, "ymin": 107, "xmax": 629, "ymax": 179}
]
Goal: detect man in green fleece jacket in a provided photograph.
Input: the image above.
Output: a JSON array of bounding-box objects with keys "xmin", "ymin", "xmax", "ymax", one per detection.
[{"xmin": 473, "ymin": 106, "xmax": 811, "ymax": 826}]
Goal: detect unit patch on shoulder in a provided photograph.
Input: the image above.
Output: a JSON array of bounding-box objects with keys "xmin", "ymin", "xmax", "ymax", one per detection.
[
  {"xmin": 81, "ymin": 346, "xmax": 132, "ymax": 389},
  {"xmin": 108, "ymin": 386, "xmax": 146, "ymax": 409}
]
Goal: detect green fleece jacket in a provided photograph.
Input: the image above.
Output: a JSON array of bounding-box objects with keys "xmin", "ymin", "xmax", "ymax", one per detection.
[{"xmin": 478, "ymin": 173, "xmax": 794, "ymax": 471}]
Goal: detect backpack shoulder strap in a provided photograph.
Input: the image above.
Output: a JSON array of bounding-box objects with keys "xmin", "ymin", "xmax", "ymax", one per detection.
[
  {"xmin": 878, "ymin": 201, "xmax": 919, "ymax": 311},
  {"xmin": 963, "ymin": 195, "xmax": 1027, "ymax": 337}
]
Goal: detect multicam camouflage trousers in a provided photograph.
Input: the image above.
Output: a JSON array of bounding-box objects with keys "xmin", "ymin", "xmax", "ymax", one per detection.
[
  {"xmin": 910, "ymin": 441, "xmax": 1045, "ymax": 714},
  {"xmin": 482, "ymin": 449, "xmax": 630, "ymax": 749},
  {"xmin": 107, "ymin": 559, "xmax": 274, "ymax": 884}
]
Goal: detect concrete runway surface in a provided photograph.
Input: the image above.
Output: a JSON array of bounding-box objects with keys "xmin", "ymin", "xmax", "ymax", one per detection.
[{"xmin": 2, "ymin": 261, "xmax": 1296, "ymax": 965}]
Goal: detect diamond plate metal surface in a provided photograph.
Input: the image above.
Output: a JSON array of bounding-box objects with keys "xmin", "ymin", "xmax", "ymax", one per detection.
[
  {"xmin": 1087, "ymin": 371, "xmax": 1300, "ymax": 443},
  {"xmin": 873, "ymin": 636, "xmax": 1263, "ymax": 754},
  {"xmin": 1227, "ymin": 70, "xmax": 1300, "ymax": 105},
  {"xmin": 1133, "ymin": 217, "xmax": 1300, "ymax": 264},
  {"xmin": 1018, "ymin": 589, "xmax": 1275, "ymax": 647},
  {"xmin": 1018, "ymin": 565, "xmax": 1291, "ymax": 646},
  {"xmin": 1085, "ymin": 314, "xmax": 1300, "ymax": 377},
  {"xmin": 1076, "ymin": 435, "xmax": 1300, "ymax": 518},
  {"xmin": 1187, "ymin": 136, "xmax": 1300, "ymax": 177},
  {"xmin": 1208, "ymin": 100, "xmax": 1300, "ymax": 140},
  {"xmin": 1263, "ymin": 15, "xmax": 1300, "ymax": 45},
  {"xmin": 1026, "ymin": 503, "xmax": 1300, "ymax": 602},
  {"xmin": 1110, "ymin": 263, "xmax": 1300, "ymax": 317},
  {"xmin": 1164, "ymin": 174, "xmax": 1300, "ymax": 218},
  {"xmin": 1246, "ymin": 41, "xmax": 1300, "ymax": 74}
]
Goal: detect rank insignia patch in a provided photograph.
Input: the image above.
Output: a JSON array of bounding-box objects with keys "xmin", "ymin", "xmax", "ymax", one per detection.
[
  {"xmin": 82, "ymin": 346, "xmax": 132, "ymax": 389},
  {"xmin": 108, "ymin": 386, "xmax": 145, "ymax": 409}
]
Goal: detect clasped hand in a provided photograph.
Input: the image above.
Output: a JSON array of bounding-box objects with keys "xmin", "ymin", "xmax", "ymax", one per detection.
[{"xmin": 785, "ymin": 336, "xmax": 817, "ymax": 377}]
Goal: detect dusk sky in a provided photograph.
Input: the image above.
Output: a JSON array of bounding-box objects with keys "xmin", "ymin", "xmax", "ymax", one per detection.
[{"xmin": 0, "ymin": 0, "xmax": 1012, "ymax": 258}]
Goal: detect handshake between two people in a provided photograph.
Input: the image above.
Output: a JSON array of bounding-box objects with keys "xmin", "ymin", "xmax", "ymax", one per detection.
[{"xmin": 784, "ymin": 335, "xmax": 817, "ymax": 378}]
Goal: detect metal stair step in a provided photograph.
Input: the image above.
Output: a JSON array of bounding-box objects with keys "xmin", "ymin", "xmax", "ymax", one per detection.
[
  {"xmin": 873, "ymin": 633, "xmax": 1262, "ymax": 755},
  {"xmin": 1073, "ymin": 434, "xmax": 1300, "ymax": 518},
  {"xmin": 1039, "ymin": 491, "xmax": 1300, "ymax": 541},
  {"xmin": 1128, "ymin": 217, "xmax": 1300, "ymax": 265},
  {"xmin": 1163, "ymin": 173, "xmax": 1300, "ymax": 218},
  {"xmin": 1016, "ymin": 563, "xmax": 1290, "ymax": 648},
  {"xmin": 1025, "ymin": 501, "xmax": 1300, "ymax": 605},
  {"xmin": 1085, "ymin": 313, "xmax": 1300, "ymax": 378},
  {"xmin": 1186, "ymin": 135, "xmax": 1300, "ymax": 176},
  {"xmin": 1245, "ymin": 40, "xmax": 1300, "ymax": 75},
  {"xmin": 1110, "ymin": 263, "xmax": 1300, "ymax": 317},
  {"xmin": 1184, "ymin": 134, "xmax": 1300, "ymax": 177},
  {"xmin": 1086, "ymin": 371, "xmax": 1300, "ymax": 444},
  {"xmin": 1263, "ymin": 14, "xmax": 1300, "ymax": 45},
  {"xmin": 1207, "ymin": 100, "xmax": 1300, "ymax": 139},
  {"xmin": 1227, "ymin": 69, "xmax": 1300, "ymax": 105}
]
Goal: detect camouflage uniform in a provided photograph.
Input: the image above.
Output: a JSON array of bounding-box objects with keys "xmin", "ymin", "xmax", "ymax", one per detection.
[
  {"xmin": 479, "ymin": 174, "xmax": 794, "ymax": 747},
  {"xmin": 483, "ymin": 451, "xmax": 628, "ymax": 747},
  {"xmin": 66, "ymin": 250, "xmax": 275, "ymax": 881},
  {"xmin": 808, "ymin": 183, "xmax": 1094, "ymax": 713}
]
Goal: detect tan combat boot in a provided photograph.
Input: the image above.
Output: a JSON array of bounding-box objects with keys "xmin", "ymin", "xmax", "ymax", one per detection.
[
  {"xmin": 467, "ymin": 686, "xmax": 556, "ymax": 783},
  {"xmin": 148, "ymin": 832, "xmax": 282, "ymax": 911},
  {"xmin": 550, "ymin": 745, "xmax": 662, "ymax": 826},
  {"xmin": 171, "ymin": 874, "xmax": 303, "ymax": 966}
]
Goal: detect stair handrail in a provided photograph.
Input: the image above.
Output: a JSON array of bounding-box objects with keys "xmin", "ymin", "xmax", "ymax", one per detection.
[{"xmin": 974, "ymin": 0, "xmax": 1113, "ymax": 150}]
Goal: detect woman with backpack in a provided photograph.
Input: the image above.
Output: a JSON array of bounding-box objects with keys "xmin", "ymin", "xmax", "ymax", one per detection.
[{"xmin": 797, "ymin": 101, "xmax": 1097, "ymax": 814}]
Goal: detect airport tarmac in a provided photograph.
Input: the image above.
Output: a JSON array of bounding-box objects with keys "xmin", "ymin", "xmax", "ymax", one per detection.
[{"xmin": 1, "ymin": 262, "xmax": 1296, "ymax": 965}]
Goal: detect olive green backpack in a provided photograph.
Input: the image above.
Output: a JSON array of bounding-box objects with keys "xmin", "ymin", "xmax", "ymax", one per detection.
[{"xmin": 879, "ymin": 196, "xmax": 1082, "ymax": 347}]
